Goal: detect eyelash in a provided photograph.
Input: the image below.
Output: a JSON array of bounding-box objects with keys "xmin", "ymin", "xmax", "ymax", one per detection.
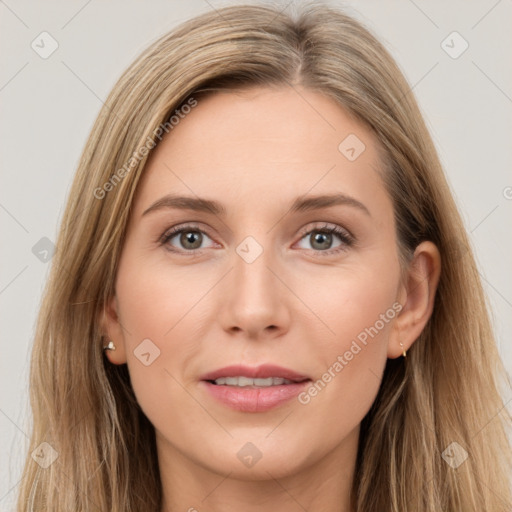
[{"xmin": 158, "ymin": 222, "xmax": 355, "ymax": 257}]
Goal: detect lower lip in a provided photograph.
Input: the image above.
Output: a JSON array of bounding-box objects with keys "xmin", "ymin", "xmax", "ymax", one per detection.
[{"xmin": 201, "ymin": 380, "xmax": 310, "ymax": 412}]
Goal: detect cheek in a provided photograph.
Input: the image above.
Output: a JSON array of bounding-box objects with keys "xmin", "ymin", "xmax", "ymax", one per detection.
[
  {"xmin": 116, "ymin": 254, "xmax": 209, "ymax": 341},
  {"xmin": 302, "ymin": 251, "xmax": 399, "ymax": 350},
  {"xmin": 113, "ymin": 258, "xmax": 191, "ymax": 405},
  {"xmin": 295, "ymin": 256, "xmax": 400, "ymax": 426},
  {"xmin": 113, "ymin": 253, "xmax": 226, "ymax": 424}
]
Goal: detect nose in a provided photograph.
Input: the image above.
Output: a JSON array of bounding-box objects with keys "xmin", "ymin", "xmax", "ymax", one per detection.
[{"xmin": 217, "ymin": 242, "xmax": 291, "ymax": 340}]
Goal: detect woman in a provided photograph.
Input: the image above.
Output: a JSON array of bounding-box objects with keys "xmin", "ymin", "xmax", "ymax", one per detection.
[{"xmin": 17, "ymin": 3, "xmax": 511, "ymax": 511}]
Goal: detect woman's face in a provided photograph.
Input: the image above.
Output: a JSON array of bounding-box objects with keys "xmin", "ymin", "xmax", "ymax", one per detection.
[{"xmin": 105, "ymin": 86, "xmax": 406, "ymax": 480}]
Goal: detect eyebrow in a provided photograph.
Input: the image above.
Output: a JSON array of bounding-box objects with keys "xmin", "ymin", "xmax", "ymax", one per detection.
[{"xmin": 141, "ymin": 192, "xmax": 371, "ymax": 218}]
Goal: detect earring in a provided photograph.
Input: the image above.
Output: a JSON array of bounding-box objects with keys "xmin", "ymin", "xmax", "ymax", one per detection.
[
  {"xmin": 103, "ymin": 340, "xmax": 116, "ymax": 351},
  {"xmin": 399, "ymin": 341, "xmax": 407, "ymax": 358}
]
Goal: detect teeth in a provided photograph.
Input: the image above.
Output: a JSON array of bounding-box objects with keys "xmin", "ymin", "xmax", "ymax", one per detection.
[{"xmin": 213, "ymin": 376, "xmax": 294, "ymax": 387}]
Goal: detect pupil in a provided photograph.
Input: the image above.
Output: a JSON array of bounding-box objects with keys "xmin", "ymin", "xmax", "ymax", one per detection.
[{"xmin": 312, "ymin": 232, "xmax": 331, "ymax": 250}]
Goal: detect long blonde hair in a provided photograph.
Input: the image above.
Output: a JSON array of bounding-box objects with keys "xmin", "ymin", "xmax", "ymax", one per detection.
[{"xmin": 17, "ymin": 3, "xmax": 511, "ymax": 511}]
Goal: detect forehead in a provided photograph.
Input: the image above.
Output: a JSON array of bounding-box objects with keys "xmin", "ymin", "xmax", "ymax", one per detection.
[{"xmin": 133, "ymin": 86, "xmax": 388, "ymax": 218}]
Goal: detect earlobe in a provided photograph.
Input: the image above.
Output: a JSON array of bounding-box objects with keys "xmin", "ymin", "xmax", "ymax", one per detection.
[
  {"xmin": 102, "ymin": 339, "xmax": 121, "ymax": 365},
  {"xmin": 99, "ymin": 294, "xmax": 128, "ymax": 365},
  {"xmin": 388, "ymin": 241, "xmax": 441, "ymax": 359}
]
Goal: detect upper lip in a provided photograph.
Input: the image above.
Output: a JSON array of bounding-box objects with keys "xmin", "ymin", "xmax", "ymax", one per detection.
[{"xmin": 200, "ymin": 364, "xmax": 310, "ymax": 383}]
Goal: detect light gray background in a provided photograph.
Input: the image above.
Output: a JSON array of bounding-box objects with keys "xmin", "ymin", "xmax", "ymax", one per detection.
[{"xmin": 1, "ymin": 0, "xmax": 511, "ymax": 508}]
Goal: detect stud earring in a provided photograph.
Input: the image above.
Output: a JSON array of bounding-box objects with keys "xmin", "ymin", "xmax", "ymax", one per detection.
[
  {"xmin": 103, "ymin": 340, "xmax": 116, "ymax": 351},
  {"xmin": 399, "ymin": 341, "xmax": 407, "ymax": 358}
]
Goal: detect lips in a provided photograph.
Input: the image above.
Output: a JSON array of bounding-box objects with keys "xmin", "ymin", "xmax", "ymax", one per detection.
[
  {"xmin": 199, "ymin": 364, "xmax": 312, "ymax": 412},
  {"xmin": 200, "ymin": 364, "xmax": 310, "ymax": 383}
]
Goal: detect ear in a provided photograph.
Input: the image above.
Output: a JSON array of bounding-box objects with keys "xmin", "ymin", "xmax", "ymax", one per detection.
[
  {"xmin": 99, "ymin": 294, "xmax": 128, "ymax": 365},
  {"xmin": 388, "ymin": 241, "xmax": 441, "ymax": 359}
]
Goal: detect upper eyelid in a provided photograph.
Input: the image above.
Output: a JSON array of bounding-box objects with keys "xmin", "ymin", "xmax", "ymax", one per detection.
[
  {"xmin": 297, "ymin": 222, "xmax": 352, "ymax": 237},
  {"xmin": 162, "ymin": 222, "xmax": 348, "ymax": 237},
  {"xmin": 161, "ymin": 223, "xmax": 215, "ymax": 242},
  {"xmin": 163, "ymin": 222, "xmax": 210, "ymax": 235}
]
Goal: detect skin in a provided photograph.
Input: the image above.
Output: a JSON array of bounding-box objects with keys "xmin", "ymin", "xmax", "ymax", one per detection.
[{"xmin": 101, "ymin": 86, "xmax": 441, "ymax": 512}]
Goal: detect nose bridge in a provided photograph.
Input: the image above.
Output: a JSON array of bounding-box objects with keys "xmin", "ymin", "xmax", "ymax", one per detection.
[
  {"xmin": 219, "ymin": 234, "xmax": 290, "ymax": 336},
  {"xmin": 234, "ymin": 242, "xmax": 275, "ymax": 299}
]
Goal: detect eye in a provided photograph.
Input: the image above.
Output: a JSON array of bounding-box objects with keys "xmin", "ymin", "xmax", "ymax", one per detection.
[
  {"xmin": 295, "ymin": 223, "xmax": 354, "ymax": 255},
  {"xmin": 160, "ymin": 224, "xmax": 216, "ymax": 252}
]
